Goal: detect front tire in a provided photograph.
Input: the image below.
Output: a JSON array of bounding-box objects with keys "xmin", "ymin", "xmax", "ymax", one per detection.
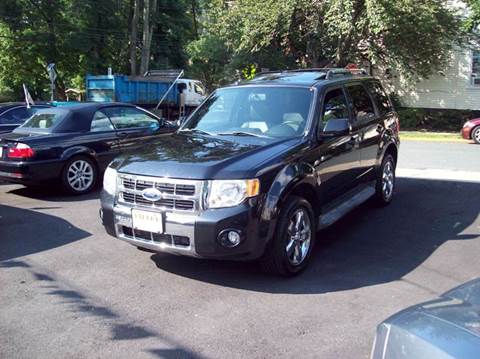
[
  {"xmin": 260, "ymin": 196, "xmax": 316, "ymax": 276},
  {"xmin": 472, "ymin": 126, "xmax": 480, "ymax": 144},
  {"xmin": 61, "ymin": 156, "xmax": 98, "ymax": 195},
  {"xmin": 374, "ymin": 154, "xmax": 396, "ymax": 206}
]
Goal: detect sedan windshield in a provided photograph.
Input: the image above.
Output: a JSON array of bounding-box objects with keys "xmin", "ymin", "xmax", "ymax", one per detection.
[
  {"xmin": 18, "ymin": 109, "xmax": 68, "ymax": 131},
  {"xmin": 182, "ymin": 86, "xmax": 313, "ymax": 138}
]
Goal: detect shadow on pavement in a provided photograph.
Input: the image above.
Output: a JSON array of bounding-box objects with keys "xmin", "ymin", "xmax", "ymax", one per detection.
[
  {"xmin": 6, "ymin": 185, "xmax": 100, "ymax": 202},
  {"xmin": 0, "ymin": 257, "xmax": 207, "ymax": 357},
  {"xmin": 151, "ymin": 177, "xmax": 480, "ymax": 294},
  {"xmin": 0, "ymin": 205, "xmax": 91, "ymax": 261}
]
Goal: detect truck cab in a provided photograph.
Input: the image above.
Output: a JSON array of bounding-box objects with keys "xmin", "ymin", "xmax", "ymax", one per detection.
[{"xmin": 100, "ymin": 69, "xmax": 400, "ymax": 276}]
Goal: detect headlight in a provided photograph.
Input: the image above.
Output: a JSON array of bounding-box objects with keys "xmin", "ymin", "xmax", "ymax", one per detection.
[
  {"xmin": 207, "ymin": 179, "xmax": 260, "ymax": 209},
  {"xmin": 103, "ymin": 167, "xmax": 117, "ymax": 195}
]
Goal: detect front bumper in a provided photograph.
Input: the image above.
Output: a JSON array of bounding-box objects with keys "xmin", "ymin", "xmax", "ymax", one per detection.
[
  {"xmin": 100, "ymin": 190, "xmax": 270, "ymax": 260},
  {"xmin": 461, "ymin": 125, "xmax": 472, "ymax": 140}
]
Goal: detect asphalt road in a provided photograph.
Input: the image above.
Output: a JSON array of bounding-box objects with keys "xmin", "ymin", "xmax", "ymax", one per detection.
[{"xmin": 1, "ymin": 140, "xmax": 479, "ymax": 359}]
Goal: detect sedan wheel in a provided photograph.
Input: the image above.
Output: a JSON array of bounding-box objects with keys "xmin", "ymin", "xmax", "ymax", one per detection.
[
  {"xmin": 62, "ymin": 156, "xmax": 98, "ymax": 194},
  {"xmin": 473, "ymin": 127, "xmax": 480, "ymax": 144}
]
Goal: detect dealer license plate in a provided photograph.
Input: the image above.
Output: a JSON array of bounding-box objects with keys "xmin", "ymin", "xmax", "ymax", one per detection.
[{"xmin": 131, "ymin": 209, "xmax": 163, "ymax": 234}]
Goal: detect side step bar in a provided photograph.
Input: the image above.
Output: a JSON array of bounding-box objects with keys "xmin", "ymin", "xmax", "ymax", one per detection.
[{"xmin": 318, "ymin": 184, "xmax": 375, "ymax": 230}]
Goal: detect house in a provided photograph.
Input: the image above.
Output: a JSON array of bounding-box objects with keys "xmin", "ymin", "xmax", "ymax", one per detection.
[
  {"xmin": 382, "ymin": 0, "xmax": 480, "ymax": 111},
  {"xmin": 383, "ymin": 49, "xmax": 480, "ymax": 111}
]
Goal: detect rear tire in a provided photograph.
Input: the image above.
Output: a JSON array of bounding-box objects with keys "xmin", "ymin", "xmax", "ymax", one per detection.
[
  {"xmin": 373, "ymin": 154, "xmax": 396, "ymax": 206},
  {"xmin": 61, "ymin": 156, "xmax": 98, "ymax": 195},
  {"xmin": 260, "ymin": 196, "xmax": 316, "ymax": 276},
  {"xmin": 472, "ymin": 126, "xmax": 480, "ymax": 144}
]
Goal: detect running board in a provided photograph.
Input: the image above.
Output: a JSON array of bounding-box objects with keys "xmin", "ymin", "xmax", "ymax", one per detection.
[{"xmin": 318, "ymin": 185, "xmax": 375, "ymax": 230}]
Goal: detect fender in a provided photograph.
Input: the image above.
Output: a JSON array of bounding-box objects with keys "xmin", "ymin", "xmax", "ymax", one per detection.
[
  {"xmin": 60, "ymin": 146, "xmax": 97, "ymax": 162},
  {"xmin": 376, "ymin": 137, "xmax": 399, "ymax": 169},
  {"xmin": 260, "ymin": 161, "xmax": 318, "ymax": 241}
]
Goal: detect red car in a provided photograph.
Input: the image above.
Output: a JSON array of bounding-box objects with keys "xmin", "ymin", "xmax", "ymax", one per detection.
[{"xmin": 462, "ymin": 118, "xmax": 480, "ymax": 144}]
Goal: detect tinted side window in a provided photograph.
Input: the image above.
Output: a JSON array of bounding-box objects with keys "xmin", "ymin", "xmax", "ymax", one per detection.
[
  {"xmin": 366, "ymin": 81, "xmax": 392, "ymax": 115},
  {"xmin": 91, "ymin": 111, "xmax": 114, "ymax": 132},
  {"xmin": 103, "ymin": 107, "xmax": 159, "ymax": 129},
  {"xmin": 0, "ymin": 107, "xmax": 33, "ymax": 124},
  {"xmin": 321, "ymin": 88, "xmax": 349, "ymax": 129},
  {"xmin": 346, "ymin": 85, "xmax": 376, "ymax": 123}
]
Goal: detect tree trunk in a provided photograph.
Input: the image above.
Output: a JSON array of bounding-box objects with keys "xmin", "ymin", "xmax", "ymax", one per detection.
[
  {"xmin": 192, "ymin": 0, "xmax": 198, "ymax": 39},
  {"xmin": 130, "ymin": 0, "xmax": 140, "ymax": 75},
  {"xmin": 140, "ymin": 0, "xmax": 157, "ymax": 75}
]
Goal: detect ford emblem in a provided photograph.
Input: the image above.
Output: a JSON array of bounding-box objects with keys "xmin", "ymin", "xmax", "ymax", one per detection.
[{"xmin": 141, "ymin": 188, "xmax": 162, "ymax": 202}]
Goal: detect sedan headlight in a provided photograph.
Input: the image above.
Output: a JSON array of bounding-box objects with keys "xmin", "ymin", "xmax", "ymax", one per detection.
[
  {"xmin": 103, "ymin": 166, "xmax": 117, "ymax": 195},
  {"xmin": 207, "ymin": 179, "xmax": 260, "ymax": 209}
]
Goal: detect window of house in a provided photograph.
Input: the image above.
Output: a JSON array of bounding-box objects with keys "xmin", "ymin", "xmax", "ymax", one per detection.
[{"xmin": 472, "ymin": 50, "xmax": 480, "ymax": 86}]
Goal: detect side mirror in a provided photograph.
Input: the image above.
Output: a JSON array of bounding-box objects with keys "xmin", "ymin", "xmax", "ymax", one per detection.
[{"xmin": 320, "ymin": 118, "xmax": 351, "ymax": 138}]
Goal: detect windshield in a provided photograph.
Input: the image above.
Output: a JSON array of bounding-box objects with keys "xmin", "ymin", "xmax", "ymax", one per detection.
[
  {"xmin": 18, "ymin": 109, "xmax": 68, "ymax": 131},
  {"xmin": 182, "ymin": 86, "xmax": 313, "ymax": 138}
]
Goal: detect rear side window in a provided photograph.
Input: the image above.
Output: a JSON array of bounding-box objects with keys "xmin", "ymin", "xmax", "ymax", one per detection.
[
  {"xmin": 321, "ymin": 88, "xmax": 350, "ymax": 129},
  {"xmin": 366, "ymin": 81, "xmax": 393, "ymax": 115},
  {"xmin": 346, "ymin": 84, "xmax": 376, "ymax": 123},
  {"xmin": 21, "ymin": 111, "xmax": 66, "ymax": 129}
]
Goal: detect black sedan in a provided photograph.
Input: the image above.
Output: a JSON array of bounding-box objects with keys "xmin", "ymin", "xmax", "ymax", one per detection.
[
  {"xmin": 0, "ymin": 103, "xmax": 175, "ymax": 194},
  {"xmin": 0, "ymin": 103, "xmax": 52, "ymax": 134}
]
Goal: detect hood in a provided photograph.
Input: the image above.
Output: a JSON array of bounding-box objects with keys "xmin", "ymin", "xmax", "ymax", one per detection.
[
  {"xmin": 386, "ymin": 279, "xmax": 480, "ymax": 339},
  {"xmin": 114, "ymin": 132, "xmax": 304, "ymax": 179}
]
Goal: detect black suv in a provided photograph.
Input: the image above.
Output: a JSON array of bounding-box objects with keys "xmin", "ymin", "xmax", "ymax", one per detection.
[{"xmin": 100, "ymin": 69, "xmax": 400, "ymax": 276}]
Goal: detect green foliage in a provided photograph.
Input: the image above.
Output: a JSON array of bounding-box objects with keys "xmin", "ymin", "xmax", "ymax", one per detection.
[
  {"xmin": 398, "ymin": 107, "xmax": 480, "ymax": 131},
  {"xmin": 190, "ymin": 0, "xmax": 465, "ymax": 88},
  {"xmin": 0, "ymin": 0, "xmax": 475, "ymax": 105},
  {"xmin": 0, "ymin": 0, "xmax": 195, "ymax": 100}
]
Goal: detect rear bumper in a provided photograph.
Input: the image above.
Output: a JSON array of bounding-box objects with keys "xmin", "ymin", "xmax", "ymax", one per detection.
[
  {"xmin": 100, "ymin": 190, "xmax": 271, "ymax": 261},
  {"xmin": 0, "ymin": 159, "xmax": 64, "ymax": 185}
]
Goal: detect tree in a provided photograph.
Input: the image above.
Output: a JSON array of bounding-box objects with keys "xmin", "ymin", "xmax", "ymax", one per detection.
[{"xmin": 190, "ymin": 0, "xmax": 465, "ymax": 88}]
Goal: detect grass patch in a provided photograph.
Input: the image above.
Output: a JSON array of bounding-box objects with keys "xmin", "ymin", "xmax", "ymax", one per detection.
[{"xmin": 400, "ymin": 131, "xmax": 464, "ymax": 142}]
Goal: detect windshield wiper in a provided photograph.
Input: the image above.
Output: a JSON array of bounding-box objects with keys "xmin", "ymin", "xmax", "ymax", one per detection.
[
  {"xmin": 179, "ymin": 128, "xmax": 214, "ymax": 136},
  {"xmin": 217, "ymin": 131, "xmax": 270, "ymax": 138}
]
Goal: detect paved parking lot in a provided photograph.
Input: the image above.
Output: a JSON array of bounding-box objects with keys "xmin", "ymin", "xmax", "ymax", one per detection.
[{"xmin": 1, "ymin": 141, "xmax": 479, "ymax": 359}]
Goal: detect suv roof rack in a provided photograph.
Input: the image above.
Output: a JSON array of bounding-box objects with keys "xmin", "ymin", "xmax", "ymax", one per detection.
[{"xmin": 254, "ymin": 68, "xmax": 368, "ymax": 80}]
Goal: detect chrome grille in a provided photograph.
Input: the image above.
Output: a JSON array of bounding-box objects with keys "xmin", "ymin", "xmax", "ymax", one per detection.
[{"xmin": 118, "ymin": 174, "xmax": 202, "ymax": 212}]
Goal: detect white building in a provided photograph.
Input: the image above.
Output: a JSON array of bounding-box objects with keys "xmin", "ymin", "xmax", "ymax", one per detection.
[
  {"xmin": 385, "ymin": 49, "xmax": 480, "ymax": 111},
  {"xmin": 384, "ymin": 1, "xmax": 480, "ymax": 110}
]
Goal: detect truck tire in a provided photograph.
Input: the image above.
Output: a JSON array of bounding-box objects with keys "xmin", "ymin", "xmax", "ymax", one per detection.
[
  {"xmin": 61, "ymin": 155, "xmax": 98, "ymax": 195},
  {"xmin": 373, "ymin": 154, "xmax": 396, "ymax": 206},
  {"xmin": 260, "ymin": 196, "xmax": 316, "ymax": 276}
]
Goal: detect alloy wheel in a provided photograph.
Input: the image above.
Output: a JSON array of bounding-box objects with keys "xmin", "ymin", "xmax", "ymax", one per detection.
[
  {"xmin": 382, "ymin": 160, "xmax": 395, "ymax": 201},
  {"xmin": 67, "ymin": 160, "xmax": 94, "ymax": 192},
  {"xmin": 474, "ymin": 128, "xmax": 480, "ymax": 143},
  {"xmin": 285, "ymin": 208, "xmax": 312, "ymax": 266}
]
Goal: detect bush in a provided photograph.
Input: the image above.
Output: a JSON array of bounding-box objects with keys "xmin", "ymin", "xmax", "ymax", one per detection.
[{"xmin": 397, "ymin": 107, "xmax": 480, "ymax": 132}]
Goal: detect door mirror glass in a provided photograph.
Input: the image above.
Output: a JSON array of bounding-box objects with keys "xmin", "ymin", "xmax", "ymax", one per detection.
[{"xmin": 322, "ymin": 118, "xmax": 351, "ymax": 136}]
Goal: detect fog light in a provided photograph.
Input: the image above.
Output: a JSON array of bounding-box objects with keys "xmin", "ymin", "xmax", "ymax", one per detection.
[{"xmin": 218, "ymin": 229, "xmax": 243, "ymax": 248}]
